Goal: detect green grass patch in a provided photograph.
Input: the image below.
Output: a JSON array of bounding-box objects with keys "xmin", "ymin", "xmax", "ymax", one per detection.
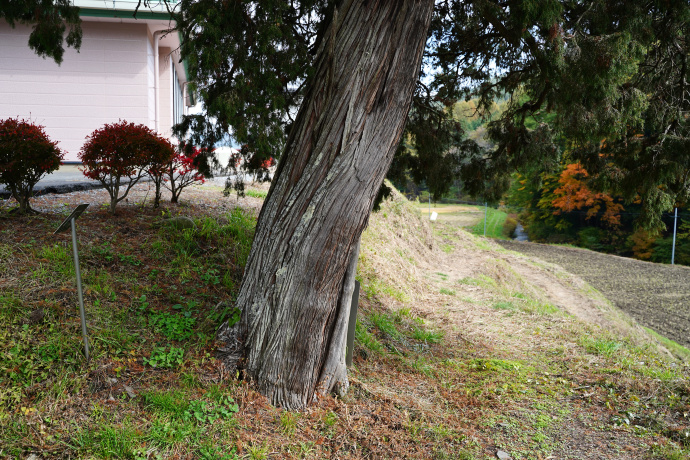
[
  {"xmin": 369, "ymin": 312, "xmax": 401, "ymax": 339},
  {"xmin": 411, "ymin": 326, "xmax": 444, "ymax": 344},
  {"xmin": 643, "ymin": 327, "xmax": 690, "ymax": 362},
  {"xmin": 580, "ymin": 336, "xmax": 623, "ymax": 357},
  {"xmin": 355, "ymin": 321, "xmax": 384, "ymax": 352},
  {"xmin": 245, "ymin": 189, "xmax": 268, "ymax": 199},
  {"xmin": 467, "ymin": 206, "xmax": 509, "ymax": 239}
]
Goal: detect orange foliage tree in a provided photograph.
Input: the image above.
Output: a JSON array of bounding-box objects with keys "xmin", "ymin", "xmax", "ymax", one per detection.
[{"xmin": 552, "ymin": 163, "xmax": 624, "ymax": 228}]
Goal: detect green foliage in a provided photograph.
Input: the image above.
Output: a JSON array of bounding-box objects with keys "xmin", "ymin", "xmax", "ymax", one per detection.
[
  {"xmin": 223, "ymin": 208, "xmax": 256, "ymax": 268},
  {"xmin": 580, "ymin": 337, "xmax": 623, "ymax": 357},
  {"xmin": 0, "ymin": 117, "xmax": 64, "ymax": 213},
  {"xmin": 144, "ymin": 346, "xmax": 184, "ymax": 369},
  {"xmin": 370, "ymin": 312, "xmax": 400, "ymax": 339},
  {"xmin": 183, "ymin": 397, "xmax": 239, "ymax": 425},
  {"xmin": 0, "ymin": 0, "xmax": 82, "ymax": 64},
  {"xmin": 493, "ymin": 301, "xmax": 515, "ymax": 311},
  {"xmin": 149, "ymin": 308, "xmax": 197, "ymax": 341},
  {"xmin": 411, "ymin": 326, "xmax": 444, "ymax": 344},
  {"xmin": 173, "ymin": 0, "xmax": 327, "ymax": 189},
  {"xmin": 469, "ymin": 358, "xmax": 521, "ymax": 372}
]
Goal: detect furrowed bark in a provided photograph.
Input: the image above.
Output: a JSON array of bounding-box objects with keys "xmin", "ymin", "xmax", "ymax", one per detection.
[
  {"xmin": 316, "ymin": 238, "xmax": 360, "ymax": 397},
  {"xmin": 217, "ymin": 0, "xmax": 434, "ymax": 410}
]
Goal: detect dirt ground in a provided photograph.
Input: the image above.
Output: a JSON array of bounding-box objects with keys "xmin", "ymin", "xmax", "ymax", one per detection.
[{"xmin": 496, "ymin": 240, "xmax": 690, "ymax": 349}]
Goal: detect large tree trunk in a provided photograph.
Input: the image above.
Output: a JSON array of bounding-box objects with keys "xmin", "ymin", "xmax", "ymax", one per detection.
[{"xmin": 217, "ymin": 0, "xmax": 434, "ymax": 410}]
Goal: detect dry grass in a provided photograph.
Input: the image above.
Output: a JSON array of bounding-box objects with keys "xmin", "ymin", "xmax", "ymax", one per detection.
[{"xmin": 0, "ymin": 183, "xmax": 689, "ymax": 459}]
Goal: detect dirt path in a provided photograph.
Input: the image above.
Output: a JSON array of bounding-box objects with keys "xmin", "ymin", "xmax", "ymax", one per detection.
[{"xmin": 496, "ymin": 240, "xmax": 690, "ymax": 348}]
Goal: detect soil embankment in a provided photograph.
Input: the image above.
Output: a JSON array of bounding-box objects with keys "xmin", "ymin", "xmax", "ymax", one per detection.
[{"xmin": 497, "ymin": 240, "xmax": 690, "ymax": 348}]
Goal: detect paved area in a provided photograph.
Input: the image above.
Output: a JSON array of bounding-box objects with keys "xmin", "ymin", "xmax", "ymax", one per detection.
[
  {"xmin": 0, "ymin": 164, "xmax": 102, "ymax": 198},
  {"xmin": 0, "ymin": 163, "xmax": 240, "ymax": 199}
]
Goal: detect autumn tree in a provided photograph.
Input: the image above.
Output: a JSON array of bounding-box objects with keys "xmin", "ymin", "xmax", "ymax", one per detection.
[
  {"xmin": 165, "ymin": 144, "xmax": 207, "ymax": 204},
  {"xmin": 0, "ymin": 118, "xmax": 64, "ymax": 214},
  {"xmin": 552, "ymin": 163, "xmax": 624, "ymax": 229},
  {"xmin": 80, "ymin": 121, "xmax": 175, "ymax": 214}
]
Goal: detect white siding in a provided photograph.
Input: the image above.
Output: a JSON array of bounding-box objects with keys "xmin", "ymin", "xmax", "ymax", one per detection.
[
  {"xmin": 147, "ymin": 32, "xmax": 156, "ymax": 130},
  {"xmin": 158, "ymin": 48, "xmax": 173, "ymax": 138},
  {"xmin": 0, "ymin": 21, "xmax": 150, "ymax": 161}
]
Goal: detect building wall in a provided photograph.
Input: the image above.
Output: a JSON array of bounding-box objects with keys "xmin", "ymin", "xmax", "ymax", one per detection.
[
  {"xmin": 158, "ymin": 48, "xmax": 173, "ymax": 138},
  {"xmin": 147, "ymin": 30, "xmax": 156, "ymax": 130},
  {"xmin": 0, "ymin": 21, "xmax": 150, "ymax": 161}
]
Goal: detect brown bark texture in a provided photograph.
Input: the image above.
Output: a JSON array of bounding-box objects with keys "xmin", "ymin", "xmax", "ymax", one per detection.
[{"xmin": 217, "ymin": 0, "xmax": 434, "ymax": 410}]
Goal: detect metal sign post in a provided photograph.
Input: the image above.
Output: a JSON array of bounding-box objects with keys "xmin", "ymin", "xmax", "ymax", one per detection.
[{"xmin": 54, "ymin": 204, "xmax": 90, "ymax": 360}]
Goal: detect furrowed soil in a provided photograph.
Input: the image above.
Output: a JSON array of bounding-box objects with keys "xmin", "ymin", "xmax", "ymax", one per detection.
[
  {"xmin": 1, "ymin": 183, "xmax": 689, "ymax": 459},
  {"xmin": 496, "ymin": 241, "xmax": 690, "ymax": 350}
]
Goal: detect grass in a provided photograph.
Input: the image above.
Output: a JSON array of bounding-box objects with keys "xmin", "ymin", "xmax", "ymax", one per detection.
[
  {"xmin": 467, "ymin": 206, "xmax": 509, "ymax": 239},
  {"xmin": 244, "ymin": 189, "xmax": 268, "ymax": 199},
  {"xmin": 643, "ymin": 327, "xmax": 690, "ymax": 361},
  {"xmin": 0, "ymin": 206, "xmax": 254, "ymax": 457},
  {"xmin": 1, "ymin": 185, "xmax": 689, "ymax": 459}
]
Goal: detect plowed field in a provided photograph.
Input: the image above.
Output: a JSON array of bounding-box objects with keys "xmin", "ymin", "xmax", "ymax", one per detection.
[{"xmin": 497, "ymin": 240, "xmax": 690, "ymax": 348}]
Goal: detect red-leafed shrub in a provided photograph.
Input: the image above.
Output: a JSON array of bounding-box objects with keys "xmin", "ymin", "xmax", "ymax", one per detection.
[
  {"xmin": 80, "ymin": 121, "xmax": 175, "ymax": 213},
  {"xmin": 165, "ymin": 143, "xmax": 207, "ymax": 204},
  {"xmin": 0, "ymin": 117, "xmax": 63, "ymax": 214}
]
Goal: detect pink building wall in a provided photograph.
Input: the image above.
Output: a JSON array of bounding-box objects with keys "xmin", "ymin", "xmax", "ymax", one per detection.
[{"xmin": 0, "ymin": 20, "xmax": 179, "ymax": 162}]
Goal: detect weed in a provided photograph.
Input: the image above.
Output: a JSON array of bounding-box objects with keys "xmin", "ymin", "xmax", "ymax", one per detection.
[
  {"xmin": 469, "ymin": 358, "xmax": 521, "ymax": 372},
  {"xmin": 411, "ymin": 357, "xmax": 435, "ymax": 377},
  {"xmin": 39, "ymin": 243, "xmax": 72, "ymax": 271},
  {"xmin": 196, "ymin": 266, "xmax": 221, "ymax": 285},
  {"xmin": 223, "ymin": 207, "xmax": 256, "ymax": 267},
  {"xmin": 246, "ymin": 443, "xmax": 269, "ymax": 460},
  {"xmin": 245, "ymin": 189, "xmax": 268, "ymax": 199},
  {"xmin": 355, "ymin": 321, "xmax": 384, "ymax": 352},
  {"xmin": 118, "ymin": 254, "xmax": 143, "ymax": 266},
  {"xmin": 279, "ymin": 411, "xmax": 298, "ymax": 435},
  {"xmin": 145, "ymin": 346, "xmax": 184, "ymax": 368},
  {"xmin": 369, "ymin": 312, "xmax": 400, "ymax": 339},
  {"xmin": 394, "ymin": 307, "xmax": 412, "ymax": 322},
  {"xmin": 411, "ymin": 326, "xmax": 444, "ymax": 344},
  {"xmin": 298, "ymin": 441, "xmax": 315, "ymax": 457},
  {"xmin": 493, "ymin": 301, "xmax": 515, "ymax": 310},
  {"xmin": 149, "ymin": 302, "xmax": 198, "ymax": 341},
  {"xmin": 198, "ymin": 445, "xmax": 239, "ymax": 460},
  {"xmin": 457, "ymin": 275, "xmax": 496, "ymax": 288},
  {"xmin": 521, "ymin": 300, "xmax": 559, "ymax": 315},
  {"xmin": 580, "ymin": 336, "xmax": 623, "ymax": 357},
  {"xmin": 184, "ymin": 396, "xmax": 239, "ymax": 424},
  {"xmin": 439, "ymin": 287, "xmax": 456, "ymax": 296},
  {"xmin": 361, "ymin": 279, "xmax": 409, "ymax": 302}
]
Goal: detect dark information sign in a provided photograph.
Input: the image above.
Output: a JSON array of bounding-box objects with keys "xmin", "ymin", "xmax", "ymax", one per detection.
[{"xmin": 54, "ymin": 204, "xmax": 89, "ymax": 234}]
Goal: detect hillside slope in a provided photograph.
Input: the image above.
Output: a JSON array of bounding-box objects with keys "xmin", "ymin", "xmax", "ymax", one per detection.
[
  {"xmin": 496, "ymin": 240, "xmax": 690, "ymax": 350},
  {"xmin": 351, "ymin": 188, "xmax": 690, "ymax": 459}
]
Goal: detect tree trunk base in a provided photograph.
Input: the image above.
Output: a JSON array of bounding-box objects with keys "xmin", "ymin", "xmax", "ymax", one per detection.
[{"xmin": 216, "ymin": 308, "xmax": 245, "ymax": 374}]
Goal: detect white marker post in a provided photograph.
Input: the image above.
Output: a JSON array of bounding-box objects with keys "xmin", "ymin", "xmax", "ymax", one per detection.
[
  {"xmin": 54, "ymin": 204, "xmax": 90, "ymax": 360},
  {"xmin": 672, "ymin": 207, "xmax": 678, "ymax": 265}
]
